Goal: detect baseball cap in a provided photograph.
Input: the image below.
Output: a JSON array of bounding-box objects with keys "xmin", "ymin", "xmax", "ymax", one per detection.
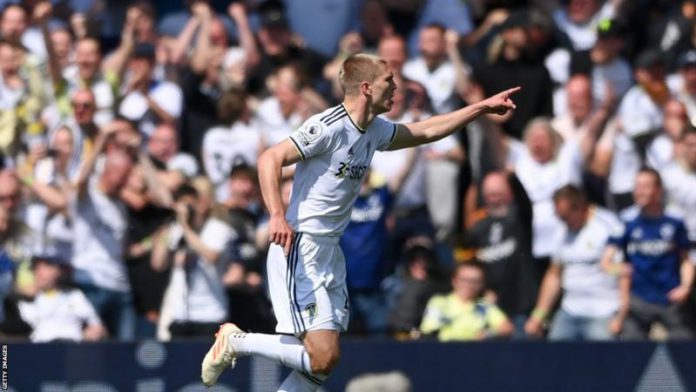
[
  {"xmin": 635, "ymin": 49, "xmax": 665, "ymax": 69},
  {"xmin": 500, "ymin": 11, "xmax": 529, "ymax": 31},
  {"xmin": 132, "ymin": 42, "xmax": 156, "ymax": 61},
  {"xmin": 596, "ymin": 19, "xmax": 623, "ymax": 39},
  {"xmin": 260, "ymin": 1, "xmax": 289, "ymax": 29},
  {"xmin": 31, "ymin": 254, "xmax": 67, "ymax": 268},
  {"xmin": 677, "ymin": 50, "xmax": 696, "ymax": 68}
]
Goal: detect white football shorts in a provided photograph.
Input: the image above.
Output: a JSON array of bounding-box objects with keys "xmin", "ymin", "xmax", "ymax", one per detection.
[{"xmin": 266, "ymin": 232, "xmax": 350, "ymax": 337}]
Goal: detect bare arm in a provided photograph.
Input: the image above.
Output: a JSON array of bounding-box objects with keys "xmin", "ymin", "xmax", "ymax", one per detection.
[
  {"xmin": 388, "ymin": 87, "xmax": 520, "ymax": 150},
  {"xmin": 257, "ymin": 139, "xmax": 303, "ymax": 255},
  {"xmin": 667, "ymin": 253, "xmax": 695, "ymax": 304},
  {"xmin": 169, "ymin": 17, "xmax": 201, "ymax": 66},
  {"xmin": 524, "ymin": 263, "xmax": 563, "ymax": 337},
  {"xmin": 150, "ymin": 226, "xmax": 172, "ymax": 272},
  {"xmin": 190, "ymin": 4, "xmax": 213, "ymax": 74},
  {"xmin": 228, "ymin": 2, "xmax": 260, "ymax": 69},
  {"xmin": 102, "ymin": 12, "xmax": 136, "ymax": 78},
  {"xmin": 35, "ymin": 2, "xmax": 62, "ymax": 88},
  {"xmin": 444, "ymin": 29, "xmax": 473, "ymax": 100},
  {"xmin": 74, "ymin": 125, "xmax": 116, "ymax": 196},
  {"xmin": 24, "ymin": 176, "xmax": 68, "ymax": 211},
  {"xmin": 138, "ymin": 152, "xmax": 174, "ymax": 208},
  {"xmin": 175, "ymin": 205, "xmax": 220, "ymax": 264},
  {"xmin": 388, "ymin": 147, "xmax": 420, "ymax": 194}
]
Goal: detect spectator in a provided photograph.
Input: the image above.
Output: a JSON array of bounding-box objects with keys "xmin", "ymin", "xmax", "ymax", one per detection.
[
  {"xmin": 358, "ymin": 0, "xmax": 394, "ymax": 54},
  {"xmin": 202, "ymin": 89, "xmax": 263, "ymax": 202},
  {"xmin": 0, "ymin": 204, "xmax": 17, "ymax": 324},
  {"xmin": 118, "ymin": 42, "xmax": 183, "ymax": 137},
  {"xmin": 588, "ymin": 19, "xmax": 632, "ymax": 107},
  {"xmin": 403, "ymin": 24, "xmax": 459, "ymax": 114},
  {"xmin": 20, "ymin": 125, "xmax": 74, "ymax": 261},
  {"xmin": 18, "ymin": 255, "xmax": 105, "ymax": 342},
  {"xmin": 0, "ymin": 39, "xmax": 44, "ymax": 158},
  {"xmin": 0, "ymin": 171, "xmax": 33, "ymax": 303},
  {"xmin": 147, "ymin": 123, "xmax": 198, "ymax": 191},
  {"xmin": 595, "ymin": 50, "xmax": 672, "ymax": 211},
  {"xmin": 248, "ymin": 1, "xmax": 326, "ymax": 94},
  {"xmin": 508, "ymin": 118, "xmax": 584, "ymax": 273},
  {"xmin": 646, "ymin": 99, "xmax": 689, "ymax": 171},
  {"xmin": 220, "ymin": 165, "xmax": 272, "ymax": 333},
  {"xmin": 256, "ymin": 65, "xmax": 308, "ymax": 147},
  {"xmin": 389, "ymin": 244, "xmax": 448, "ymax": 337},
  {"xmin": 552, "ymin": 0, "xmax": 617, "ymax": 51},
  {"xmin": 420, "ymin": 262, "xmax": 513, "ymax": 341},
  {"xmin": 71, "ymin": 122, "xmax": 137, "ymax": 340},
  {"xmin": 669, "ymin": 49, "xmax": 696, "ymax": 124},
  {"xmin": 471, "ymin": 11, "xmax": 554, "ymax": 139},
  {"xmin": 341, "ymin": 148, "xmax": 418, "ymax": 336},
  {"xmin": 152, "ymin": 182, "xmax": 234, "ymax": 338},
  {"xmin": 601, "ymin": 168, "xmax": 695, "ymax": 340},
  {"xmin": 525, "ymin": 185, "xmax": 626, "ymax": 341},
  {"xmin": 661, "ymin": 125, "xmax": 696, "ymax": 245},
  {"xmin": 552, "ymin": 74, "xmax": 617, "ymax": 162},
  {"xmin": 460, "ymin": 171, "xmax": 537, "ymax": 336}
]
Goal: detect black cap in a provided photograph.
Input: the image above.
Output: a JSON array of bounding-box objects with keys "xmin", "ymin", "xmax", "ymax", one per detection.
[
  {"xmin": 635, "ymin": 49, "xmax": 665, "ymax": 69},
  {"xmin": 260, "ymin": 1, "xmax": 289, "ymax": 29},
  {"xmin": 500, "ymin": 11, "xmax": 529, "ymax": 30},
  {"xmin": 678, "ymin": 50, "xmax": 696, "ymax": 68},
  {"xmin": 132, "ymin": 42, "xmax": 156, "ymax": 61},
  {"xmin": 31, "ymin": 254, "xmax": 67, "ymax": 268},
  {"xmin": 596, "ymin": 19, "xmax": 623, "ymax": 39}
]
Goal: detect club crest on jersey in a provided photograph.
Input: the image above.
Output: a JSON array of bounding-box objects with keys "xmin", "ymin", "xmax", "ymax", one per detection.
[
  {"xmin": 660, "ymin": 224, "xmax": 675, "ymax": 240},
  {"xmin": 296, "ymin": 121, "xmax": 324, "ymax": 146},
  {"xmin": 305, "ymin": 303, "xmax": 317, "ymax": 321}
]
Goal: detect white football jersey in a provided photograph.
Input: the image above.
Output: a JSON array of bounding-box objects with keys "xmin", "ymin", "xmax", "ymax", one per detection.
[
  {"xmin": 286, "ymin": 105, "xmax": 397, "ymax": 235},
  {"xmin": 202, "ymin": 121, "xmax": 263, "ymax": 201}
]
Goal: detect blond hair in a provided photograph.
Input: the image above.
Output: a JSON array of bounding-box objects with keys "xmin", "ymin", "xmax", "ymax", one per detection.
[{"xmin": 339, "ymin": 54, "xmax": 387, "ymax": 96}]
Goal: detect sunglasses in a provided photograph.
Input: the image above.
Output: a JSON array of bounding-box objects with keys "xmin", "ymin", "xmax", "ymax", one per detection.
[{"xmin": 72, "ymin": 101, "xmax": 95, "ymax": 109}]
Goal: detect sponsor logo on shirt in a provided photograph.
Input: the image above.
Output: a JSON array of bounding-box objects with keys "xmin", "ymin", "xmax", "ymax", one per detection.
[
  {"xmin": 477, "ymin": 238, "xmax": 517, "ymax": 262},
  {"xmin": 627, "ymin": 240, "xmax": 675, "ymax": 256},
  {"xmin": 336, "ymin": 162, "xmax": 367, "ymax": 180}
]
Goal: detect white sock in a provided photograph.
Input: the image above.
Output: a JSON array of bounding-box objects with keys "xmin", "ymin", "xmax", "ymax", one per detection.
[
  {"xmin": 230, "ymin": 333, "xmax": 312, "ymax": 373},
  {"xmin": 278, "ymin": 370, "xmax": 327, "ymax": 392}
]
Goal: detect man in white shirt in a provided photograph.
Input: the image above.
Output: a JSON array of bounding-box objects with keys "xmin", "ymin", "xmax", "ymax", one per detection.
[
  {"xmin": 256, "ymin": 65, "xmax": 305, "ymax": 147},
  {"xmin": 202, "ymin": 53, "xmax": 519, "ymax": 390},
  {"xmin": 71, "ymin": 122, "xmax": 136, "ymax": 340},
  {"xmin": 525, "ymin": 185, "xmax": 627, "ymax": 340},
  {"xmin": 203, "ymin": 89, "xmax": 264, "ymax": 201},
  {"xmin": 147, "ymin": 123, "xmax": 198, "ymax": 191},
  {"xmin": 19, "ymin": 255, "xmax": 105, "ymax": 342},
  {"xmin": 118, "ymin": 43, "xmax": 183, "ymax": 138},
  {"xmin": 661, "ymin": 126, "xmax": 696, "ymax": 241},
  {"xmin": 402, "ymin": 24, "xmax": 459, "ymax": 114}
]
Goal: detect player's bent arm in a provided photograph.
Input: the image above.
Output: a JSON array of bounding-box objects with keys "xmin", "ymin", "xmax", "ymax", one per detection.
[{"xmin": 258, "ymin": 139, "xmax": 303, "ymax": 216}]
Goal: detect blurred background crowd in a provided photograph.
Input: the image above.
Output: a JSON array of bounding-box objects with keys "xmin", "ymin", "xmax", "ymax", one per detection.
[{"xmin": 0, "ymin": 0, "xmax": 695, "ymax": 343}]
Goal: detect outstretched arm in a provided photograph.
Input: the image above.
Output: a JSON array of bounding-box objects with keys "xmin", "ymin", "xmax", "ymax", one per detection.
[
  {"xmin": 257, "ymin": 139, "xmax": 303, "ymax": 255},
  {"xmin": 387, "ymin": 87, "xmax": 520, "ymax": 150}
]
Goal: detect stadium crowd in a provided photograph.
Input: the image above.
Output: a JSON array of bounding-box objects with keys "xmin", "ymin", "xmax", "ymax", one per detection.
[{"xmin": 0, "ymin": 0, "xmax": 695, "ymax": 343}]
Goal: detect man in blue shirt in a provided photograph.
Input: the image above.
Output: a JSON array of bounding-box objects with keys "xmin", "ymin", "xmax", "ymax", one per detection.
[
  {"xmin": 602, "ymin": 168, "xmax": 695, "ymax": 339},
  {"xmin": 340, "ymin": 149, "xmax": 418, "ymax": 335}
]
